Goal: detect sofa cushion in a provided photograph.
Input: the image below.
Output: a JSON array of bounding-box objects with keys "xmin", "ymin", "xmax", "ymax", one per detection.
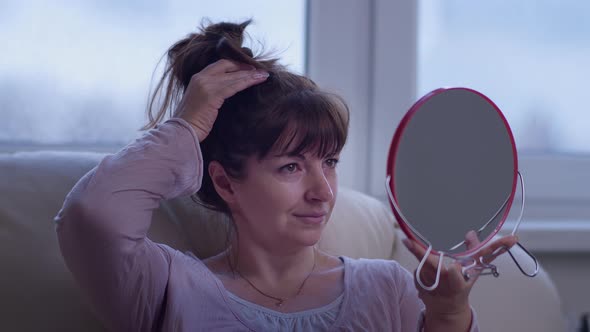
[
  {"xmin": 0, "ymin": 151, "xmax": 193, "ymax": 331},
  {"xmin": 0, "ymin": 151, "xmax": 108, "ymax": 331},
  {"xmin": 0, "ymin": 150, "xmax": 397, "ymax": 331},
  {"xmin": 320, "ymin": 188, "xmax": 396, "ymax": 259}
]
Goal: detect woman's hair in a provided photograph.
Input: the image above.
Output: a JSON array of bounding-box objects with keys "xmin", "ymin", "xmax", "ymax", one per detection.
[{"xmin": 143, "ymin": 20, "xmax": 350, "ymax": 215}]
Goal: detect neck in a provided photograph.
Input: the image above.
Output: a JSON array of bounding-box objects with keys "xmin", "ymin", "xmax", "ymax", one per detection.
[{"xmin": 229, "ymin": 241, "xmax": 317, "ymax": 296}]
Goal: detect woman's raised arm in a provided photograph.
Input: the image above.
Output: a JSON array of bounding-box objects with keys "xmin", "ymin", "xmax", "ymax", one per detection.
[
  {"xmin": 55, "ymin": 119, "xmax": 203, "ymax": 331},
  {"xmin": 55, "ymin": 59, "xmax": 269, "ymax": 331}
]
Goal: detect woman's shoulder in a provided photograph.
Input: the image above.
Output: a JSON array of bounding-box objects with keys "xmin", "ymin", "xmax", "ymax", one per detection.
[
  {"xmin": 155, "ymin": 244, "xmax": 232, "ymax": 299},
  {"xmin": 335, "ymin": 256, "xmax": 421, "ymax": 328},
  {"xmin": 342, "ymin": 256, "xmax": 414, "ymax": 293},
  {"xmin": 154, "ymin": 243, "xmax": 217, "ymax": 279},
  {"xmin": 342, "ymin": 256, "xmax": 407, "ymax": 273}
]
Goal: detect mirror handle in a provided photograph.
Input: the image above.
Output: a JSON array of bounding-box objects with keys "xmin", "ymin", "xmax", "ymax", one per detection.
[
  {"xmin": 507, "ymin": 242, "xmax": 539, "ymax": 277},
  {"xmin": 507, "ymin": 171, "xmax": 539, "ymax": 277},
  {"xmin": 415, "ymin": 246, "xmax": 445, "ymax": 291},
  {"xmin": 511, "ymin": 171, "xmax": 526, "ymax": 235}
]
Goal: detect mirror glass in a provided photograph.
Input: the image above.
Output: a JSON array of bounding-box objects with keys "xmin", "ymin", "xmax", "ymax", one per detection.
[{"xmin": 387, "ymin": 88, "xmax": 517, "ymax": 256}]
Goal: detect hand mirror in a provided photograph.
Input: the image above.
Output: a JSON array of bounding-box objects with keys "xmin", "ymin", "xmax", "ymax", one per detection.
[{"xmin": 386, "ymin": 88, "xmax": 538, "ymax": 290}]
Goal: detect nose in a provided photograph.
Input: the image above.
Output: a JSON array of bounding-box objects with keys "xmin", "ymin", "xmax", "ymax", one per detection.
[{"xmin": 304, "ymin": 167, "xmax": 334, "ymax": 202}]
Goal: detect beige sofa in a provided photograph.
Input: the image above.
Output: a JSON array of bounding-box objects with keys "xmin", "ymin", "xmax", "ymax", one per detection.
[{"xmin": 0, "ymin": 150, "xmax": 566, "ymax": 331}]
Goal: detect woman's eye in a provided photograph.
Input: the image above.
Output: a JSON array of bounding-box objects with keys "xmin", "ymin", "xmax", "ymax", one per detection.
[
  {"xmin": 280, "ymin": 163, "xmax": 299, "ymax": 173},
  {"xmin": 325, "ymin": 158, "xmax": 339, "ymax": 168}
]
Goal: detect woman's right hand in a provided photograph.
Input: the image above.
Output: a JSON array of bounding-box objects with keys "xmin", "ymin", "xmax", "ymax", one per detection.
[{"xmin": 174, "ymin": 59, "xmax": 269, "ymax": 142}]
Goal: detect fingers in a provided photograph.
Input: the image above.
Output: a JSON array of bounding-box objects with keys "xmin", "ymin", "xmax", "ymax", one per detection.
[
  {"xmin": 464, "ymin": 230, "xmax": 481, "ymax": 250},
  {"xmin": 404, "ymin": 234, "xmax": 520, "ymax": 295},
  {"xmin": 218, "ymin": 71, "xmax": 269, "ymax": 98},
  {"xmin": 174, "ymin": 59, "xmax": 269, "ymax": 142},
  {"xmin": 403, "ymin": 237, "xmax": 454, "ymax": 288},
  {"xmin": 481, "ymin": 235, "xmax": 518, "ymax": 257},
  {"xmin": 461, "ymin": 260, "xmax": 482, "ymax": 285},
  {"xmin": 197, "ymin": 61, "xmax": 269, "ymax": 99},
  {"xmin": 461, "ymin": 234, "xmax": 518, "ymax": 281},
  {"xmin": 451, "ymin": 261, "xmax": 477, "ymax": 286},
  {"xmin": 463, "ymin": 230, "xmax": 489, "ymax": 279},
  {"xmin": 202, "ymin": 59, "xmax": 251, "ymax": 74},
  {"xmin": 402, "ymin": 238, "xmax": 441, "ymax": 269},
  {"xmin": 478, "ymin": 235, "xmax": 518, "ymax": 264}
]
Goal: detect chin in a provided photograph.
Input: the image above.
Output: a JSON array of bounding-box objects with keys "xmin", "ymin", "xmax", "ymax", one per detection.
[{"xmin": 293, "ymin": 226, "xmax": 325, "ymax": 247}]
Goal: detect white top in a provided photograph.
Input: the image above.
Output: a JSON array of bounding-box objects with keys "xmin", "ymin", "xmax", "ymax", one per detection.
[
  {"xmin": 227, "ymin": 291, "xmax": 343, "ymax": 331},
  {"xmin": 55, "ymin": 118, "xmax": 479, "ymax": 331}
]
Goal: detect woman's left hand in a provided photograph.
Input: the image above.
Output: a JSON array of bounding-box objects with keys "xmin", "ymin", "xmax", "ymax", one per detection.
[{"xmin": 402, "ymin": 232, "xmax": 518, "ymax": 330}]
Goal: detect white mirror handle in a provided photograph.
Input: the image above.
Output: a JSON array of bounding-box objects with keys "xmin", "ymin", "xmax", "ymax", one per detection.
[{"xmin": 415, "ymin": 245, "xmax": 444, "ymax": 291}]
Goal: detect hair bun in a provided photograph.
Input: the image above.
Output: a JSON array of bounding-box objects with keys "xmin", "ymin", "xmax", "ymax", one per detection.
[
  {"xmin": 241, "ymin": 47, "xmax": 254, "ymax": 58},
  {"xmin": 203, "ymin": 20, "xmax": 250, "ymax": 45},
  {"xmin": 216, "ymin": 37, "xmax": 259, "ymax": 68},
  {"xmin": 155, "ymin": 19, "xmax": 274, "ymax": 101}
]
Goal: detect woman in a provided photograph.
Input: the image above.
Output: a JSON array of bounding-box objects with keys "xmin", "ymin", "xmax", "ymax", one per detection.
[{"xmin": 55, "ymin": 20, "xmax": 517, "ymax": 331}]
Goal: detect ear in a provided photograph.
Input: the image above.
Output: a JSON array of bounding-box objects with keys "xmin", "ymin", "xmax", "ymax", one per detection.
[{"xmin": 208, "ymin": 161, "xmax": 237, "ymax": 206}]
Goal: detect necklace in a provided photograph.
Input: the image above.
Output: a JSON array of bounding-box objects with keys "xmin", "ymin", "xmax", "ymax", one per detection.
[{"xmin": 234, "ymin": 250, "xmax": 317, "ymax": 307}]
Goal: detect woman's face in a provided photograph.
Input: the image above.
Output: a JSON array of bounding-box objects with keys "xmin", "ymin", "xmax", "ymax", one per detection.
[{"xmin": 229, "ymin": 149, "xmax": 339, "ymax": 251}]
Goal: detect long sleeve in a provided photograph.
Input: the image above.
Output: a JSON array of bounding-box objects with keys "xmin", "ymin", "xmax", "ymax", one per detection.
[{"xmin": 54, "ymin": 118, "xmax": 203, "ymax": 332}]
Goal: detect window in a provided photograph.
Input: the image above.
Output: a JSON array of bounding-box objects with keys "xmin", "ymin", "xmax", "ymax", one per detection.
[
  {"xmin": 418, "ymin": 1, "xmax": 590, "ymax": 155},
  {"xmin": 307, "ymin": 0, "xmax": 590, "ymax": 252},
  {"xmin": 416, "ymin": 1, "xmax": 590, "ymax": 251},
  {"xmin": 1, "ymin": 0, "xmax": 306, "ymax": 150}
]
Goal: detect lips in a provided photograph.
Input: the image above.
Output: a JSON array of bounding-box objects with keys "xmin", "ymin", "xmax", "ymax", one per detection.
[{"xmin": 293, "ymin": 212, "xmax": 328, "ymax": 225}]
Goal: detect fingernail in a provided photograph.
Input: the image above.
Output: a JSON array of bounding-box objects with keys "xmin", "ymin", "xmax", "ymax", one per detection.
[{"xmin": 252, "ymin": 71, "xmax": 269, "ymax": 79}]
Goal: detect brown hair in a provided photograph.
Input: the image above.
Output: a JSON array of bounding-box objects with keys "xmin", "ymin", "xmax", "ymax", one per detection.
[{"xmin": 143, "ymin": 20, "xmax": 350, "ymax": 215}]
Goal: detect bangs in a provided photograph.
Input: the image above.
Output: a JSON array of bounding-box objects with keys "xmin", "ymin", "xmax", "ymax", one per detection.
[{"xmin": 259, "ymin": 90, "xmax": 349, "ymax": 158}]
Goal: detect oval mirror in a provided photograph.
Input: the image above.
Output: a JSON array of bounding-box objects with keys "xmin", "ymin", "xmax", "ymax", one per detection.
[
  {"xmin": 385, "ymin": 88, "xmax": 539, "ymax": 289},
  {"xmin": 387, "ymin": 87, "xmax": 517, "ymax": 257}
]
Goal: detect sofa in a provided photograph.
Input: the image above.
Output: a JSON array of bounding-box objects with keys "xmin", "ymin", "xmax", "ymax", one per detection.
[{"xmin": 0, "ymin": 150, "xmax": 566, "ymax": 331}]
